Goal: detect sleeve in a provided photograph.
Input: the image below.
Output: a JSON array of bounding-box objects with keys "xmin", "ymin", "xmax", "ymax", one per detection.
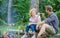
[
  {"xmin": 37, "ymin": 15, "xmax": 41, "ymax": 23},
  {"xmin": 45, "ymin": 15, "xmax": 55, "ymax": 23},
  {"xmin": 29, "ymin": 17, "xmax": 32, "ymax": 22}
]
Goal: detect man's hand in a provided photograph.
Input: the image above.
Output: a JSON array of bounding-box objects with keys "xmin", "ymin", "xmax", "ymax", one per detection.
[
  {"xmin": 42, "ymin": 13, "xmax": 45, "ymax": 17},
  {"xmin": 42, "ymin": 13, "xmax": 46, "ymax": 19},
  {"xmin": 36, "ymin": 25, "xmax": 39, "ymax": 30}
]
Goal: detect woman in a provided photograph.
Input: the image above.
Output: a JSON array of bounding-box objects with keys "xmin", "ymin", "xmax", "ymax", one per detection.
[{"xmin": 21, "ymin": 8, "xmax": 41, "ymax": 38}]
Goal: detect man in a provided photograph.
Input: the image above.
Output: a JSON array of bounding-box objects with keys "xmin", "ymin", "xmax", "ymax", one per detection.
[{"xmin": 36, "ymin": 5, "xmax": 59, "ymax": 38}]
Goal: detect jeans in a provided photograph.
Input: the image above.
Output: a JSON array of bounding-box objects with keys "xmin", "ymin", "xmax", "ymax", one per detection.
[{"xmin": 26, "ymin": 24, "xmax": 36, "ymax": 32}]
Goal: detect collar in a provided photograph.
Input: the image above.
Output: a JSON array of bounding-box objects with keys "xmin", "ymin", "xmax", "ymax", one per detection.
[{"xmin": 49, "ymin": 12, "xmax": 53, "ymax": 16}]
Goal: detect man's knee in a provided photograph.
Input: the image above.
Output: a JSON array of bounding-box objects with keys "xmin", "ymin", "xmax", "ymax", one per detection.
[
  {"xmin": 43, "ymin": 24, "xmax": 50, "ymax": 28},
  {"xmin": 41, "ymin": 24, "xmax": 47, "ymax": 28},
  {"xmin": 37, "ymin": 35, "xmax": 40, "ymax": 38}
]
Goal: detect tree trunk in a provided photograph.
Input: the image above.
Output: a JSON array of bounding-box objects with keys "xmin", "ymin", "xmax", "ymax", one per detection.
[{"xmin": 30, "ymin": 0, "xmax": 39, "ymax": 12}]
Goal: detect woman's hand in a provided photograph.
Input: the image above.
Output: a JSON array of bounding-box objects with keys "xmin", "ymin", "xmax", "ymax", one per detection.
[
  {"xmin": 27, "ymin": 22, "xmax": 32, "ymax": 26},
  {"xmin": 28, "ymin": 23, "xmax": 31, "ymax": 26}
]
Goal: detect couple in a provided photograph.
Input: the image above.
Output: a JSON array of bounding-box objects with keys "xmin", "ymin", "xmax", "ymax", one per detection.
[{"xmin": 21, "ymin": 5, "xmax": 59, "ymax": 38}]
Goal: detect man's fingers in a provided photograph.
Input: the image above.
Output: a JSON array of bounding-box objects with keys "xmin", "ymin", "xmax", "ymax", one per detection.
[
  {"xmin": 36, "ymin": 26, "xmax": 39, "ymax": 30},
  {"xmin": 42, "ymin": 13, "xmax": 45, "ymax": 17}
]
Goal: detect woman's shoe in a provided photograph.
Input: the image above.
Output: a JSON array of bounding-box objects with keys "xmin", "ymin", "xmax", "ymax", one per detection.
[{"xmin": 21, "ymin": 35, "xmax": 28, "ymax": 38}]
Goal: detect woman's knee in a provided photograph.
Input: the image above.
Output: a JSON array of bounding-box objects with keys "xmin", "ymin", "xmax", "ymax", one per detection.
[
  {"xmin": 26, "ymin": 26, "xmax": 30, "ymax": 32},
  {"xmin": 30, "ymin": 24, "xmax": 36, "ymax": 32}
]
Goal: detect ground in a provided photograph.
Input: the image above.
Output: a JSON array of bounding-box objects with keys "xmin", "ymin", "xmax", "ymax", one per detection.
[{"xmin": 0, "ymin": 25, "xmax": 60, "ymax": 38}]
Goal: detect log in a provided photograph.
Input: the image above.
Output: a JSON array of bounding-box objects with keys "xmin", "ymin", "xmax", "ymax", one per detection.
[
  {"xmin": 54, "ymin": 34, "xmax": 60, "ymax": 36},
  {"xmin": 8, "ymin": 30, "xmax": 60, "ymax": 37}
]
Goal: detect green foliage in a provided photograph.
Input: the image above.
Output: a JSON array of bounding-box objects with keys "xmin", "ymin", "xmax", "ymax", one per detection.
[
  {"xmin": 56, "ymin": 11, "xmax": 60, "ymax": 27},
  {"xmin": 0, "ymin": 0, "xmax": 2, "ymax": 5},
  {"xmin": 13, "ymin": 0, "xmax": 30, "ymax": 25},
  {"xmin": 39, "ymin": 0, "xmax": 60, "ymax": 12},
  {"xmin": 0, "ymin": 0, "xmax": 60, "ymax": 27},
  {"xmin": 39, "ymin": 0, "xmax": 60, "ymax": 27}
]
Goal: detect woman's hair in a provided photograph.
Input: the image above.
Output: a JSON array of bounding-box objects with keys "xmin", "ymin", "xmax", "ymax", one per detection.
[{"xmin": 29, "ymin": 8, "xmax": 36, "ymax": 17}]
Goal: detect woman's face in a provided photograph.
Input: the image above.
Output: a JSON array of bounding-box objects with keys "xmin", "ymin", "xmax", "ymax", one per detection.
[{"xmin": 31, "ymin": 10, "xmax": 36, "ymax": 16}]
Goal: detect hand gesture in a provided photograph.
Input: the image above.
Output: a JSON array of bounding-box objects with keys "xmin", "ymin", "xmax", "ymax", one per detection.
[{"xmin": 42, "ymin": 13, "xmax": 45, "ymax": 17}]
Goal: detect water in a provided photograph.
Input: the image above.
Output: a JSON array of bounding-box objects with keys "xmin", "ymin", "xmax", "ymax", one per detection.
[
  {"xmin": 8, "ymin": 0, "xmax": 12, "ymax": 26},
  {"xmin": 0, "ymin": 0, "xmax": 17, "ymax": 25}
]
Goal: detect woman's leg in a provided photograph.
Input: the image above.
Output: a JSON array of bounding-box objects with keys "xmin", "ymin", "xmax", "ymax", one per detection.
[
  {"xmin": 30, "ymin": 24, "xmax": 36, "ymax": 34},
  {"xmin": 25, "ymin": 25, "xmax": 30, "ymax": 35},
  {"xmin": 30, "ymin": 24, "xmax": 36, "ymax": 38},
  {"xmin": 21, "ymin": 26, "xmax": 30, "ymax": 38}
]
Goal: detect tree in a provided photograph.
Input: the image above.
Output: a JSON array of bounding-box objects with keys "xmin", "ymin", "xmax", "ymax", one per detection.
[
  {"xmin": 0, "ymin": 0, "xmax": 2, "ymax": 5},
  {"xmin": 30, "ymin": 0, "xmax": 39, "ymax": 11},
  {"xmin": 13, "ymin": 0, "xmax": 30, "ymax": 25},
  {"xmin": 0, "ymin": 0, "xmax": 8, "ymax": 25}
]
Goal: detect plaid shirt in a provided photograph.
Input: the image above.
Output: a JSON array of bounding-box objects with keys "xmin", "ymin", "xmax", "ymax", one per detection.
[{"xmin": 45, "ymin": 12, "xmax": 59, "ymax": 33}]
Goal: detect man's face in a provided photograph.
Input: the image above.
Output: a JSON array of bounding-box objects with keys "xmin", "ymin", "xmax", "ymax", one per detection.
[{"xmin": 46, "ymin": 8, "xmax": 49, "ymax": 14}]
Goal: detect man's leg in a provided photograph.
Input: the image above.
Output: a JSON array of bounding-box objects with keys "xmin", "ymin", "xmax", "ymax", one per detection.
[
  {"xmin": 45, "ymin": 24, "xmax": 56, "ymax": 35},
  {"xmin": 37, "ymin": 24, "xmax": 46, "ymax": 38},
  {"xmin": 37, "ymin": 24, "xmax": 56, "ymax": 38}
]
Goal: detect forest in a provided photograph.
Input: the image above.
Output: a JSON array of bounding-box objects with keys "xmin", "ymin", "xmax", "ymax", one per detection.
[{"xmin": 0, "ymin": 0, "xmax": 60, "ymax": 38}]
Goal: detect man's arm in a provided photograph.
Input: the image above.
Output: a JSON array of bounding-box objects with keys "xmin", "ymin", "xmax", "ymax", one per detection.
[
  {"xmin": 45, "ymin": 15, "xmax": 55, "ymax": 23},
  {"xmin": 37, "ymin": 13, "xmax": 46, "ymax": 26},
  {"xmin": 36, "ymin": 13, "xmax": 46, "ymax": 30},
  {"xmin": 36, "ymin": 20, "xmax": 45, "ymax": 30},
  {"xmin": 42, "ymin": 13, "xmax": 46, "ymax": 19}
]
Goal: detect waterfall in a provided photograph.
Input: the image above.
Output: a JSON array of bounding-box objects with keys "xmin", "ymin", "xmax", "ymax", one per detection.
[
  {"xmin": 0, "ymin": 0, "xmax": 16, "ymax": 25},
  {"xmin": 8, "ymin": 0, "xmax": 12, "ymax": 26}
]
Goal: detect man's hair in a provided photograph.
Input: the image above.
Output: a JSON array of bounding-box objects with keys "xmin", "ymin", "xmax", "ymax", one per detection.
[{"xmin": 46, "ymin": 5, "xmax": 53, "ymax": 12}]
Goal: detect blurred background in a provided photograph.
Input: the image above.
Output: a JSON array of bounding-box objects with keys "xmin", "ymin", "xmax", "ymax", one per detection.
[{"xmin": 0, "ymin": 0, "xmax": 60, "ymax": 38}]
